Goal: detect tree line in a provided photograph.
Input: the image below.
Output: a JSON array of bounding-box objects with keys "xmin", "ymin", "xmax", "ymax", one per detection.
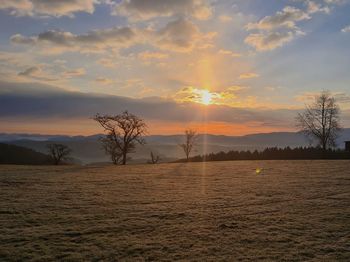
[
  {"xmin": 46, "ymin": 91, "xmax": 346, "ymax": 165},
  {"xmin": 176, "ymin": 147, "xmax": 350, "ymax": 163}
]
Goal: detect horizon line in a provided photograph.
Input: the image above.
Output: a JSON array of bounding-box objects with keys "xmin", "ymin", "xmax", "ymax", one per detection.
[{"xmin": 1, "ymin": 128, "xmax": 350, "ymax": 138}]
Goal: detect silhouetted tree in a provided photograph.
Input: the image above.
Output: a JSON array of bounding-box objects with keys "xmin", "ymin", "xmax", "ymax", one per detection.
[
  {"xmin": 93, "ymin": 111, "xmax": 147, "ymax": 165},
  {"xmin": 100, "ymin": 134, "xmax": 122, "ymax": 165},
  {"xmin": 148, "ymin": 151, "xmax": 160, "ymax": 164},
  {"xmin": 296, "ymin": 91, "xmax": 341, "ymax": 150},
  {"xmin": 47, "ymin": 143, "xmax": 72, "ymax": 165},
  {"xmin": 180, "ymin": 129, "xmax": 198, "ymax": 161}
]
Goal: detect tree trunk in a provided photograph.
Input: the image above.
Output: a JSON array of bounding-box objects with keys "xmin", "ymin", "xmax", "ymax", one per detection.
[
  {"xmin": 322, "ymin": 141, "xmax": 327, "ymax": 151},
  {"xmin": 122, "ymin": 151, "xmax": 127, "ymax": 165}
]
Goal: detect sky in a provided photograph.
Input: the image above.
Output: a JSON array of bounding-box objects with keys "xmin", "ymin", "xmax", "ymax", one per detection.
[{"xmin": 0, "ymin": 0, "xmax": 350, "ymax": 136}]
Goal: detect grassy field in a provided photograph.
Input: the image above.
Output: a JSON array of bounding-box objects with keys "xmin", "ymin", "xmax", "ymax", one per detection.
[{"xmin": 1, "ymin": 161, "xmax": 350, "ymax": 261}]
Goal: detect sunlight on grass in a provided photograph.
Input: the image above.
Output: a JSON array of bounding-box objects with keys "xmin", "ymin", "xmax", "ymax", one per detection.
[{"xmin": 256, "ymin": 168, "xmax": 263, "ymax": 174}]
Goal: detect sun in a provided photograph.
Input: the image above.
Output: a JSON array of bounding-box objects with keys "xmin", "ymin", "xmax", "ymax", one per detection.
[{"xmin": 200, "ymin": 90, "xmax": 213, "ymax": 105}]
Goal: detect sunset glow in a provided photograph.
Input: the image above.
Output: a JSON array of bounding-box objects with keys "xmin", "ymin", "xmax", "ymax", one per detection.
[
  {"xmin": 200, "ymin": 90, "xmax": 213, "ymax": 105},
  {"xmin": 1, "ymin": 2, "xmax": 349, "ymax": 260},
  {"xmin": 0, "ymin": 0, "xmax": 349, "ymax": 135}
]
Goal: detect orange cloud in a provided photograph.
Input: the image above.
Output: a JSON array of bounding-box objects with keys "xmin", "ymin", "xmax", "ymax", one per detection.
[
  {"xmin": 147, "ymin": 120, "xmax": 295, "ymax": 136},
  {"xmin": 239, "ymin": 73, "xmax": 259, "ymax": 79}
]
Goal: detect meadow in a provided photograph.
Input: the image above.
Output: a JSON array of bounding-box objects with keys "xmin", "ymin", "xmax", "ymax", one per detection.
[{"xmin": 1, "ymin": 161, "xmax": 350, "ymax": 261}]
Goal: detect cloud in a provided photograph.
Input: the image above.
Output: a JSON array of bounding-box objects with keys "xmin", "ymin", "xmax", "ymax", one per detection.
[
  {"xmin": 16, "ymin": 64, "xmax": 86, "ymax": 82},
  {"xmin": 18, "ymin": 66, "xmax": 40, "ymax": 77},
  {"xmin": 341, "ymin": 25, "xmax": 350, "ymax": 33},
  {"xmin": 10, "ymin": 18, "xmax": 212, "ymax": 54},
  {"xmin": 138, "ymin": 51, "xmax": 169, "ymax": 60},
  {"xmin": 218, "ymin": 49, "xmax": 241, "ymax": 57},
  {"xmin": 0, "ymin": 52, "xmax": 20, "ymax": 64},
  {"xmin": 95, "ymin": 77, "xmax": 114, "ymax": 85},
  {"xmin": 155, "ymin": 18, "xmax": 215, "ymax": 52},
  {"xmin": 17, "ymin": 65, "xmax": 58, "ymax": 81},
  {"xmin": 246, "ymin": 6, "xmax": 310, "ymax": 31},
  {"xmin": 219, "ymin": 15, "xmax": 233, "ymax": 23},
  {"xmin": 245, "ymin": 31, "xmax": 298, "ymax": 51},
  {"xmin": 172, "ymin": 86, "xmax": 260, "ymax": 108},
  {"xmin": 244, "ymin": 6, "xmax": 307, "ymax": 52},
  {"xmin": 62, "ymin": 68, "xmax": 86, "ymax": 78},
  {"xmin": 9, "ymin": 34, "xmax": 36, "ymax": 45},
  {"xmin": 305, "ymin": 1, "xmax": 330, "ymax": 14},
  {"xmin": 0, "ymin": 81, "xmax": 299, "ymax": 129},
  {"xmin": 11, "ymin": 27, "xmax": 138, "ymax": 54},
  {"xmin": 295, "ymin": 0, "xmax": 344, "ymax": 10},
  {"xmin": 244, "ymin": 1, "xmax": 337, "ymax": 51},
  {"xmin": 114, "ymin": 0, "xmax": 212, "ymax": 21},
  {"xmin": 239, "ymin": 73, "xmax": 259, "ymax": 79},
  {"xmin": 296, "ymin": 91, "xmax": 350, "ymax": 105},
  {"xmin": 264, "ymin": 86, "xmax": 283, "ymax": 92},
  {"xmin": 334, "ymin": 93, "xmax": 350, "ymax": 103},
  {"xmin": 0, "ymin": 0, "xmax": 96, "ymax": 17},
  {"xmin": 97, "ymin": 58, "xmax": 118, "ymax": 68},
  {"xmin": 156, "ymin": 18, "xmax": 200, "ymax": 52}
]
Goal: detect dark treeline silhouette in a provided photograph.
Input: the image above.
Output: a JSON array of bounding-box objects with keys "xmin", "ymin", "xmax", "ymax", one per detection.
[
  {"xmin": 176, "ymin": 147, "xmax": 350, "ymax": 163},
  {"xmin": 0, "ymin": 143, "xmax": 51, "ymax": 165},
  {"xmin": 0, "ymin": 143, "xmax": 75, "ymax": 165}
]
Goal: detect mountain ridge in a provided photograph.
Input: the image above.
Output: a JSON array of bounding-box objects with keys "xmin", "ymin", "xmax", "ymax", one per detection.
[
  {"xmin": 2, "ymin": 128, "xmax": 349, "ymax": 142},
  {"xmin": 1, "ymin": 129, "xmax": 349, "ymax": 164}
]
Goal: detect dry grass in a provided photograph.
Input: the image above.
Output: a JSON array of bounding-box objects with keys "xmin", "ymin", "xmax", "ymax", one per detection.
[{"xmin": 1, "ymin": 161, "xmax": 350, "ymax": 261}]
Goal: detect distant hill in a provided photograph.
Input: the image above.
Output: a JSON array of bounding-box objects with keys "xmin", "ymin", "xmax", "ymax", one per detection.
[
  {"xmin": 0, "ymin": 143, "xmax": 51, "ymax": 165},
  {"xmin": 1, "ymin": 129, "xmax": 349, "ymax": 164}
]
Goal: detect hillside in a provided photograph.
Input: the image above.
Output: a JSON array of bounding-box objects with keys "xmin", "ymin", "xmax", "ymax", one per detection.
[
  {"xmin": 0, "ymin": 143, "xmax": 51, "ymax": 165},
  {"xmin": 1, "ymin": 129, "xmax": 349, "ymax": 164}
]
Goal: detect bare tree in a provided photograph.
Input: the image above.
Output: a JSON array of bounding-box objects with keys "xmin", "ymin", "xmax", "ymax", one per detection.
[
  {"xmin": 93, "ymin": 111, "xmax": 147, "ymax": 165},
  {"xmin": 100, "ymin": 134, "xmax": 122, "ymax": 165},
  {"xmin": 148, "ymin": 151, "xmax": 160, "ymax": 164},
  {"xmin": 296, "ymin": 91, "xmax": 341, "ymax": 150},
  {"xmin": 180, "ymin": 129, "xmax": 198, "ymax": 161},
  {"xmin": 47, "ymin": 143, "xmax": 72, "ymax": 165}
]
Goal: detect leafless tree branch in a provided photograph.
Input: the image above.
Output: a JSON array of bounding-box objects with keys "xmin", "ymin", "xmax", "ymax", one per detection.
[
  {"xmin": 296, "ymin": 91, "xmax": 342, "ymax": 150},
  {"xmin": 47, "ymin": 143, "xmax": 72, "ymax": 165},
  {"xmin": 93, "ymin": 111, "xmax": 147, "ymax": 165},
  {"xmin": 179, "ymin": 129, "xmax": 198, "ymax": 161}
]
